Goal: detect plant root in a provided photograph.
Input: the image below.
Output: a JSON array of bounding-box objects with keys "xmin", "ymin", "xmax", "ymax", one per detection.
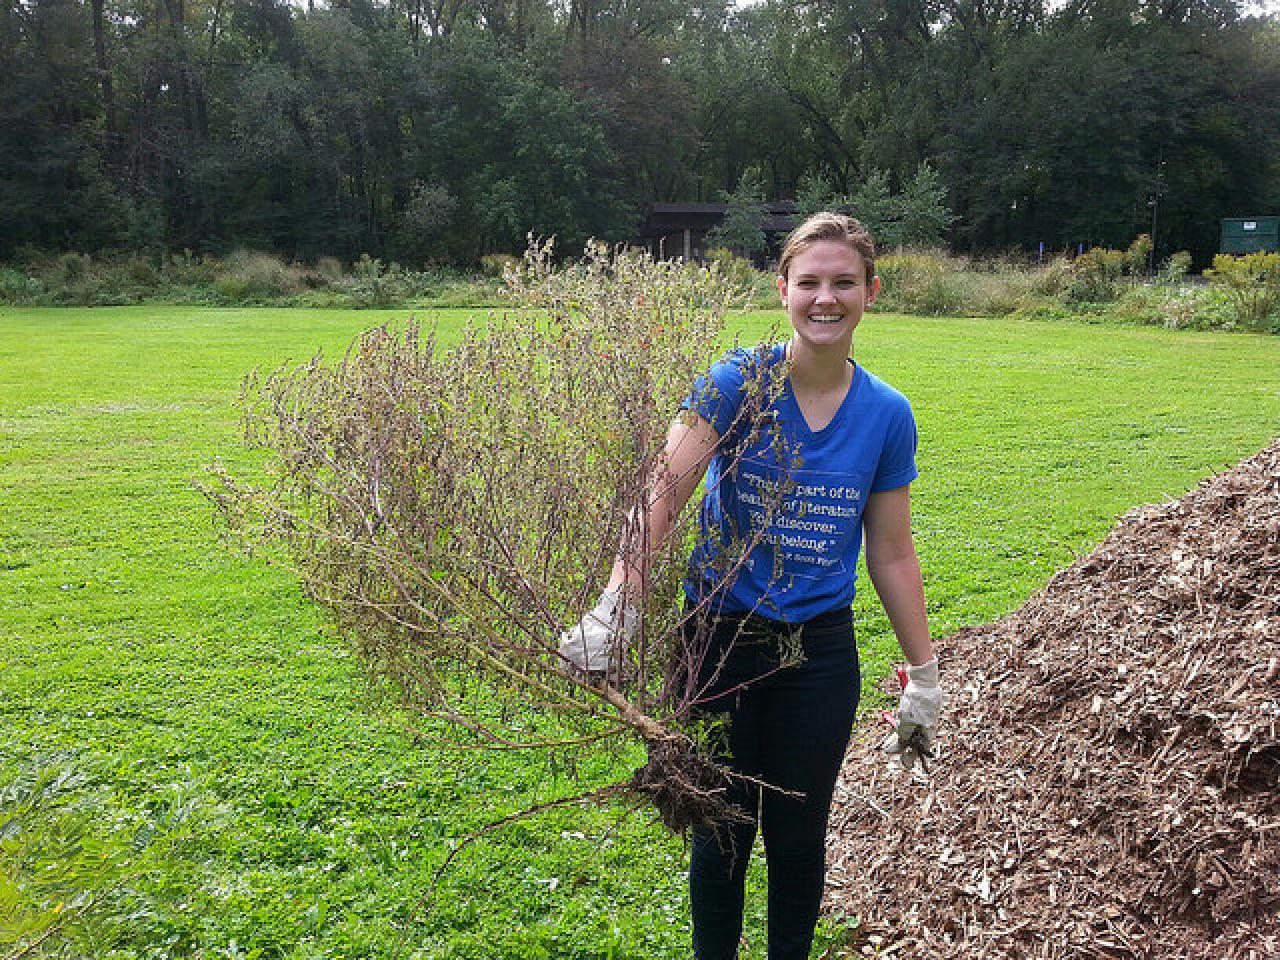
[{"xmin": 629, "ymin": 736, "xmax": 744, "ymax": 833}]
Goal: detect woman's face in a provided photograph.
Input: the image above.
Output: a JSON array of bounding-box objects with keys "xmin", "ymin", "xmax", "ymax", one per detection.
[{"xmin": 777, "ymin": 240, "xmax": 879, "ymax": 352}]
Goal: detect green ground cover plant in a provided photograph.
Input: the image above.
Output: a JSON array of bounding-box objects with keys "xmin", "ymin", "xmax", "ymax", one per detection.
[{"xmin": 2, "ymin": 305, "xmax": 1279, "ymax": 958}]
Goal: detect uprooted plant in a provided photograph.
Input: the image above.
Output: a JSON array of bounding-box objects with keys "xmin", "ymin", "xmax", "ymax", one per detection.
[{"xmin": 202, "ymin": 239, "xmax": 798, "ymax": 831}]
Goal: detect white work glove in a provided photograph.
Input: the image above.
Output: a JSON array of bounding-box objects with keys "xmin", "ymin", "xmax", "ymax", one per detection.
[
  {"xmin": 557, "ymin": 588, "xmax": 639, "ymax": 682},
  {"xmin": 881, "ymin": 658, "xmax": 943, "ymax": 771}
]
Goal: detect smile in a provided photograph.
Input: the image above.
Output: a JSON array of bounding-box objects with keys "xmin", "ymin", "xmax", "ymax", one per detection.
[{"xmin": 808, "ymin": 315, "xmax": 843, "ymax": 324}]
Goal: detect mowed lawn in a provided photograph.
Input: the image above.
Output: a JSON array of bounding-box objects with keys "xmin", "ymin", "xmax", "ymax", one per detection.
[{"xmin": 2, "ymin": 306, "xmax": 1278, "ymax": 959}]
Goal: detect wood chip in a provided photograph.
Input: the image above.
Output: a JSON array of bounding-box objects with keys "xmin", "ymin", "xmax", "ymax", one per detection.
[{"xmin": 825, "ymin": 438, "xmax": 1280, "ymax": 959}]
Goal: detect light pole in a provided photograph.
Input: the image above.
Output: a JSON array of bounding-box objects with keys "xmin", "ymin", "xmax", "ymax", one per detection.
[{"xmin": 1148, "ymin": 156, "xmax": 1167, "ymax": 275}]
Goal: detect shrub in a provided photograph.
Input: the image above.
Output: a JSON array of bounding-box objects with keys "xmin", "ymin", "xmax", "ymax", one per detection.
[
  {"xmin": 966, "ymin": 269, "xmax": 1044, "ymax": 315},
  {"xmin": 392, "ymin": 179, "xmax": 457, "ymax": 265},
  {"xmin": 1204, "ymin": 252, "xmax": 1280, "ymax": 331},
  {"xmin": 161, "ymin": 249, "xmax": 219, "ymax": 288},
  {"xmin": 351, "ymin": 253, "xmax": 398, "ymax": 306},
  {"xmin": 1125, "ymin": 233, "xmax": 1153, "ymax": 275},
  {"xmin": 0, "ymin": 267, "xmax": 44, "ymax": 304},
  {"xmin": 0, "ymin": 248, "xmax": 521, "ymax": 308},
  {"xmin": 1067, "ymin": 247, "xmax": 1128, "ymax": 303},
  {"xmin": 1155, "ymin": 289, "xmax": 1207, "ymax": 329},
  {"xmin": 119, "ymin": 254, "xmax": 162, "ymax": 288},
  {"xmin": 876, "ymin": 250, "xmax": 1047, "ymax": 317},
  {"xmin": 1159, "ymin": 251, "xmax": 1192, "ymax": 285},
  {"xmin": 329, "ymin": 254, "xmax": 448, "ymax": 308},
  {"xmin": 1066, "ymin": 235, "xmax": 1155, "ymax": 303},
  {"xmin": 704, "ymin": 247, "xmax": 768, "ymax": 306},
  {"xmin": 51, "ymin": 252, "xmax": 94, "ymax": 287},
  {"xmin": 312, "ymin": 256, "xmax": 345, "ymax": 284},
  {"xmin": 883, "ymin": 251, "xmax": 968, "ymax": 315},
  {"xmin": 1188, "ymin": 290, "xmax": 1238, "ymax": 330},
  {"xmin": 203, "ymin": 239, "xmax": 790, "ymax": 831},
  {"xmin": 1028, "ymin": 256, "xmax": 1074, "ymax": 297},
  {"xmin": 875, "ymin": 250, "xmax": 947, "ymax": 310},
  {"xmin": 31, "ymin": 252, "xmax": 119, "ymax": 304},
  {"xmin": 479, "ymin": 253, "xmax": 518, "ymax": 278},
  {"xmin": 1106, "ymin": 285, "xmax": 1198, "ymax": 329},
  {"xmin": 419, "ymin": 271, "xmax": 510, "ymax": 307},
  {"xmin": 214, "ymin": 250, "xmax": 306, "ymax": 302},
  {"xmin": 1021, "ymin": 282, "xmax": 1233, "ymax": 332}
]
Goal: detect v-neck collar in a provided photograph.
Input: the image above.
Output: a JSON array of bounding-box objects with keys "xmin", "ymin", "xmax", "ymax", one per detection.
[{"xmin": 783, "ymin": 356, "xmax": 861, "ymax": 436}]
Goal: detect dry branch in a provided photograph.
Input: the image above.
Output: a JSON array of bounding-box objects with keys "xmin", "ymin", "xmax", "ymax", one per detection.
[{"xmin": 203, "ymin": 239, "xmax": 793, "ymax": 830}]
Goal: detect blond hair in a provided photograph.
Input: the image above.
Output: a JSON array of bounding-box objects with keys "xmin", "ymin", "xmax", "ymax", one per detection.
[{"xmin": 778, "ymin": 211, "xmax": 876, "ymax": 281}]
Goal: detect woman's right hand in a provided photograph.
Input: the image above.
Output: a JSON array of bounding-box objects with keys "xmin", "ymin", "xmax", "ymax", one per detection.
[
  {"xmin": 558, "ymin": 414, "xmax": 716, "ymax": 684},
  {"xmin": 557, "ymin": 588, "xmax": 639, "ymax": 680}
]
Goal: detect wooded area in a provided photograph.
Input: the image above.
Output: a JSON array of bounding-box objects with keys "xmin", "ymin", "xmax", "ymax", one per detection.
[{"xmin": 2, "ymin": 0, "xmax": 1278, "ymax": 265}]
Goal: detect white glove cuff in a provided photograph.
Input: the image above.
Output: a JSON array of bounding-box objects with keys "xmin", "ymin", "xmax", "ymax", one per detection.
[
  {"xmin": 596, "ymin": 587, "xmax": 623, "ymax": 616},
  {"xmin": 594, "ymin": 588, "xmax": 638, "ymax": 629},
  {"xmin": 904, "ymin": 657, "xmax": 939, "ymax": 688}
]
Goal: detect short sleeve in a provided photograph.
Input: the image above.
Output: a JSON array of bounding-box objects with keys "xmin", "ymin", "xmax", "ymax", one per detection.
[
  {"xmin": 681, "ymin": 349, "xmax": 751, "ymax": 439},
  {"xmin": 871, "ymin": 398, "xmax": 919, "ymax": 492}
]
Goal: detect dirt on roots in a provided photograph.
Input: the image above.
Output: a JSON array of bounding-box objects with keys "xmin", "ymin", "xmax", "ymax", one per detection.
[
  {"xmin": 630, "ymin": 736, "xmax": 742, "ymax": 834},
  {"xmin": 826, "ymin": 439, "xmax": 1280, "ymax": 959}
]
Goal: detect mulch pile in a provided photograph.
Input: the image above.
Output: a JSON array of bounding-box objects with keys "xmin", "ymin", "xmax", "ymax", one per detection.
[{"xmin": 826, "ymin": 439, "xmax": 1280, "ymax": 959}]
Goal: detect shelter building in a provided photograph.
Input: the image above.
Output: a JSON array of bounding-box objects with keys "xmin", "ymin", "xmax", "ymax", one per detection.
[{"xmin": 635, "ymin": 201, "xmax": 799, "ymax": 266}]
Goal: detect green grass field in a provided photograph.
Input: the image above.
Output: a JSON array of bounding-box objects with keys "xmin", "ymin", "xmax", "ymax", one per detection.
[{"xmin": 2, "ymin": 306, "xmax": 1278, "ymax": 958}]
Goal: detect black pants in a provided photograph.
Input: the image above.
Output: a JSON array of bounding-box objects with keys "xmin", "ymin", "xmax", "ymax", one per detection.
[{"xmin": 686, "ymin": 606, "xmax": 860, "ymax": 960}]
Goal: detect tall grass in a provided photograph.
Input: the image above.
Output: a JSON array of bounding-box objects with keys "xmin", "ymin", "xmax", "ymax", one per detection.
[
  {"xmin": 876, "ymin": 247, "xmax": 1277, "ymax": 332},
  {"xmin": 875, "ymin": 250, "xmax": 1065, "ymax": 316},
  {"xmin": 3, "ymin": 243, "xmax": 1277, "ymax": 332},
  {"xmin": 0, "ymin": 249, "xmax": 509, "ymax": 309}
]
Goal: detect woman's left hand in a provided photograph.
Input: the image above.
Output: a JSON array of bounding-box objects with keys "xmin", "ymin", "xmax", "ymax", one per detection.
[{"xmin": 881, "ymin": 658, "xmax": 943, "ymax": 770}]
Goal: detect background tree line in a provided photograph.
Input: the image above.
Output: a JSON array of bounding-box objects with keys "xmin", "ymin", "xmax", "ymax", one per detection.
[{"xmin": 2, "ymin": 0, "xmax": 1278, "ymax": 266}]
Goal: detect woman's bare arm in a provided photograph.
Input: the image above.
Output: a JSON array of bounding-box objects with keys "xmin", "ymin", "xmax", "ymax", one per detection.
[
  {"xmin": 863, "ymin": 484, "xmax": 934, "ymax": 666},
  {"xmin": 605, "ymin": 413, "xmax": 719, "ymax": 599}
]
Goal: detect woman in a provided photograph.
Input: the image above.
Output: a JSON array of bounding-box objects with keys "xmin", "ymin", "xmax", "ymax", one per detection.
[{"xmin": 561, "ymin": 212, "xmax": 943, "ymax": 960}]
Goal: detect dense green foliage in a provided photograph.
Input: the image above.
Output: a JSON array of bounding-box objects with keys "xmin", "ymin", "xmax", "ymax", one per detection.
[
  {"xmin": 1205, "ymin": 250, "xmax": 1280, "ymax": 328},
  {"xmin": 705, "ymin": 170, "xmax": 769, "ymax": 255},
  {"xmin": 2, "ymin": 0, "xmax": 1278, "ymax": 265},
  {"xmin": 3, "ymin": 305, "xmax": 1279, "ymax": 957},
  {"xmin": 797, "ymin": 165, "xmax": 954, "ymax": 249}
]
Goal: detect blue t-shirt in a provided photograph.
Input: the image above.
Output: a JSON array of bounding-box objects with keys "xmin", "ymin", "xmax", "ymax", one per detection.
[{"xmin": 682, "ymin": 343, "xmax": 918, "ymax": 624}]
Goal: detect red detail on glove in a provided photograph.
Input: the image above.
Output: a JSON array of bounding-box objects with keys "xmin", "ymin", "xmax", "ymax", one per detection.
[{"xmin": 879, "ymin": 665, "xmax": 910, "ymax": 728}]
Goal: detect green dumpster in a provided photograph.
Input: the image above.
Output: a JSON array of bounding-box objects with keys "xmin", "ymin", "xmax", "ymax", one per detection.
[{"xmin": 1220, "ymin": 217, "xmax": 1280, "ymax": 254}]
